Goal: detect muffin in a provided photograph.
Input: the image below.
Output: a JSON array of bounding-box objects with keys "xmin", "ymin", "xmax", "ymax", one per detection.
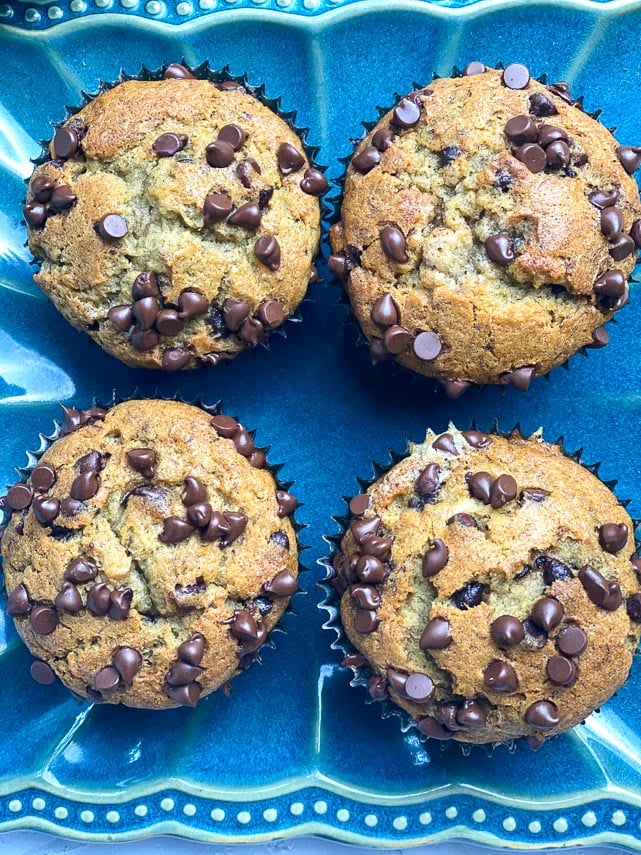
[
  {"xmin": 23, "ymin": 63, "xmax": 325, "ymax": 371},
  {"xmin": 1, "ymin": 399, "xmax": 299, "ymax": 708},
  {"xmin": 328, "ymin": 426, "xmax": 641, "ymax": 746},
  {"xmin": 329, "ymin": 62, "xmax": 641, "ymax": 395}
]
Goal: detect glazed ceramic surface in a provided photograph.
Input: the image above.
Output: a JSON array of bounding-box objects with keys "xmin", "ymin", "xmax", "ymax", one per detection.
[{"xmin": 2, "ymin": 0, "xmax": 641, "ymax": 848}]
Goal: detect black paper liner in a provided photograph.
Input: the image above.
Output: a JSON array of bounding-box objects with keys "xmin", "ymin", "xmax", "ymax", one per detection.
[
  {"xmin": 0, "ymin": 390, "xmax": 307, "ymax": 706},
  {"xmin": 325, "ymin": 63, "xmax": 636, "ymax": 399},
  {"xmin": 318, "ymin": 419, "xmax": 640, "ymax": 754}
]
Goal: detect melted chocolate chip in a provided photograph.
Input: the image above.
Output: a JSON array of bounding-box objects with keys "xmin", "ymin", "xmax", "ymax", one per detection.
[
  {"xmin": 461, "ymin": 430, "xmax": 492, "ymax": 449},
  {"xmin": 29, "ymin": 605, "xmax": 58, "ymax": 636},
  {"xmin": 159, "ymin": 517, "xmax": 194, "ymax": 544},
  {"xmin": 456, "ymin": 700, "xmax": 487, "ymax": 728},
  {"xmin": 349, "ymin": 493, "xmax": 370, "ymax": 516},
  {"xmin": 579, "ymin": 564, "xmax": 622, "ymax": 610},
  {"xmin": 598, "ymin": 521, "xmax": 628, "ymax": 553},
  {"xmin": 49, "ymin": 185, "xmax": 77, "ymax": 212},
  {"xmin": 183, "ymin": 478, "xmax": 208, "ymax": 509},
  {"xmin": 163, "ymin": 63, "xmax": 195, "ymax": 79},
  {"xmin": 422, "ymin": 539, "xmax": 449, "ymax": 577},
  {"xmin": 439, "ymin": 146, "xmax": 461, "ymax": 167},
  {"xmin": 432, "ymin": 433, "xmax": 458, "ymax": 455},
  {"xmin": 126, "ymin": 448, "xmax": 157, "ymax": 479},
  {"xmin": 270, "ymin": 531, "xmax": 290, "ymax": 550},
  {"xmin": 535, "ymin": 555, "xmax": 573, "ymax": 585},
  {"xmin": 113, "ymin": 647, "xmax": 142, "ymax": 685},
  {"xmin": 6, "ymin": 483, "xmax": 33, "ymax": 511},
  {"xmin": 528, "ymin": 92, "xmax": 558, "ymax": 117},
  {"xmin": 521, "ymin": 618, "xmax": 547, "ymax": 650},
  {"xmin": 254, "ymin": 235, "xmax": 281, "ymax": 270},
  {"xmin": 132, "ymin": 271, "xmax": 159, "ymax": 300},
  {"xmin": 593, "ymin": 269, "xmax": 627, "ymax": 311},
  {"xmin": 513, "ymin": 143, "xmax": 547, "ymax": 173},
  {"xmin": 617, "ymin": 146, "xmax": 641, "ymax": 175},
  {"xmin": 277, "ymin": 142, "xmax": 305, "ymax": 175},
  {"xmin": 453, "ymin": 581, "xmax": 485, "ymax": 610},
  {"xmin": 485, "ymin": 232, "xmax": 515, "ymax": 265},
  {"xmin": 490, "ymin": 474, "xmax": 518, "ymax": 509},
  {"xmin": 380, "ymin": 226, "xmax": 408, "ymax": 263},
  {"xmin": 32, "ymin": 495, "xmax": 60, "ymax": 525},
  {"xmin": 264, "ymin": 570, "xmax": 298, "ymax": 597},
  {"xmin": 218, "ymin": 123, "xmax": 246, "ymax": 151}
]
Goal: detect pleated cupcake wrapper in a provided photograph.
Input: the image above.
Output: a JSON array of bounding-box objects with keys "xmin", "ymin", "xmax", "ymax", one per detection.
[
  {"xmin": 324, "ymin": 64, "xmax": 629, "ymax": 396},
  {"xmin": 1, "ymin": 389, "xmax": 308, "ymax": 697},
  {"xmin": 27, "ymin": 59, "xmax": 332, "ymax": 358},
  {"xmin": 317, "ymin": 419, "xmax": 639, "ymax": 754}
]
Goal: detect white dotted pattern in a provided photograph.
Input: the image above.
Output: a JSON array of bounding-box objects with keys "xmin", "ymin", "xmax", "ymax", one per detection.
[
  {"xmin": 472, "ymin": 809, "xmax": 486, "ymax": 823},
  {"xmin": 160, "ymin": 798, "xmax": 174, "ymax": 812},
  {"xmin": 313, "ymin": 801, "xmax": 327, "ymax": 815},
  {"xmin": 183, "ymin": 804, "xmax": 197, "ymax": 817},
  {"xmin": 582, "ymin": 811, "xmax": 597, "ymax": 827},
  {"xmin": 54, "ymin": 807, "xmax": 68, "ymax": 820},
  {"xmin": 419, "ymin": 812, "xmax": 432, "ymax": 825},
  {"xmin": 364, "ymin": 814, "xmax": 378, "ymax": 827},
  {"xmin": 290, "ymin": 802, "xmax": 304, "ymax": 816},
  {"xmin": 503, "ymin": 817, "xmax": 516, "ymax": 832},
  {"xmin": 237, "ymin": 811, "xmax": 251, "ymax": 825},
  {"xmin": 393, "ymin": 816, "xmax": 408, "ymax": 831},
  {"xmin": 105, "ymin": 811, "xmax": 120, "ymax": 824},
  {"xmin": 612, "ymin": 810, "xmax": 626, "ymax": 826},
  {"xmin": 445, "ymin": 806, "xmax": 457, "ymax": 820},
  {"xmin": 263, "ymin": 808, "xmax": 277, "ymax": 822},
  {"xmin": 31, "ymin": 798, "xmax": 45, "ymax": 811},
  {"xmin": 529, "ymin": 820, "xmax": 541, "ymax": 834},
  {"xmin": 336, "ymin": 808, "xmax": 350, "ymax": 822},
  {"xmin": 80, "ymin": 810, "xmax": 94, "ymax": 824},
  {"xmin": 553, "ymin": 817, "xmax": 569, "ymax": 833},
  {"xmin": 7, "ymin": 801, "xmax": 21, "ymax": 813},
  {"xmin": 134, "ymin": 805, "xmax": 148, "ymax": 817},
  {"xmin": 210, "ymin": 808, "xmax": 225, "ymax": 821}
]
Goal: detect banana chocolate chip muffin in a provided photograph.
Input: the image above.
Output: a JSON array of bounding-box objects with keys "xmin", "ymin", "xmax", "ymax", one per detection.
[
  {"xmin": 1, "ymin": 399, "xmax": 299, "ymax": 708},
  {"xmin": 329, "ymin": 62, "xmax": 641, "ymax": 395},
  {"xmin": 23, "ymin": 64, "xmax": 325, "ymax": 371},
  {"xmin": 330, "ymin": 426, "xmax": 641, "ymax": 746}
]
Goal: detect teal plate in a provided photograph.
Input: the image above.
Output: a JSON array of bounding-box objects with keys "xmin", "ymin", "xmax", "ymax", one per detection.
[{"xmin": 2, "ymin": 0, "xmax": 641, "ymax": 848}]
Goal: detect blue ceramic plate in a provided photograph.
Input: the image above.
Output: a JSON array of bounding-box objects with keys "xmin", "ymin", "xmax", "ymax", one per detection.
[{"xmin": 2, "ymin": 0, "xmax": 641, "ymax": 848}]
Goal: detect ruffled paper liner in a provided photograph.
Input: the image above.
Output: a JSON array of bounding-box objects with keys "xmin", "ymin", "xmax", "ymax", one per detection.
[
  {"xmin": 27, "ymin": 60, "xmax": 332, "ymax": 367},
  {"xmin": 0, "ymin": 390, "xmax": 307, "ymax": 706},
  {"xmin": 317, "ymin": 419, "xmax": 640, "ymax": 754},
  {"xmin": 324, "ymin": 63, "xmax": 631, "ymax": 399}
]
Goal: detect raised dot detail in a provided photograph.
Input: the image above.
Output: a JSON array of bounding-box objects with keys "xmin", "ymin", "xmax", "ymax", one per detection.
[
  {"xmin": 47, "ymin": 6, "xmax": 63, "ymax": 18},
  {"xmin": 364, "ymin": 814, "xmax": 378, "ymax": 827},
  {"xmin": 54, "ymin": 806, "xmax": 68, "ymax": 820},
  {"xmin": 24, "ymin": 8, "xmax": 41, "ymax": 21},
  {"xmin": 472, "ymin": 809, "xmax": 486, "ymax": 823},
  {"xmin": 612, "ymin": 810, "xmax": 626, "ymax": 826},
  {"xmin": 503, "ymin": 817, "xmax": 516, "ymax": 831},
  {"xmin": 554, "ymin": 817, "xmax": 569, "ymax": 833},
  {"xmin": 94, "ymin": 0, "xmax": 111, "ymax": 7},
  {"xmin": 176, "ymin": 1, "xmax": 191, "ymax": 11},
  {"xmin": 199, "ymin": 0, "xmax": 215, "ymax": 7},
  {"xmin": 0, "ymin": 5, "xmax": 13, "ymax": 17},
  {"xmin": 529, "ymin": 820, "xmax": 541, "ymax": 833},
  {"xmin": 393, "ymin": 816, "xmax": 408, "ymax": 831},
  {"xmin": 80, "ymin": 810, "xmax": 94, "ymax": 824},
  {"xmin": 263, "ymin": 808, "xmax": 277, "ymax": 822},
  {"xmin": 145, "ymin": 0, "xmax": 162, "ymax": 11},
  {"xmin": 210, "ymin": 808, "xmax": 225, "ymax": 821},
  {"xmin": 160, "ymin": 798, "xmax": 174, "ymax": 812},
  {"xmin": 582, "ymin": 811, "xmax": 597, "ymax": 827},
  {"xmin": 419, "ymin": 812, "xmax": 432, "ymax": 825},
  {"xmin": 183, "ymin": 804, "xmax": 197, "ymax": 817},
  {"xmin": 69, "ymin": 0, "xmax": 86, "ymax": 10},
  {"xmin": 336, "ymin": 809, "xmax": 350, "ymax": 822},
  {"xmin": 313, "ymin": 801, "xmax": 328, "ymax": 815},
  {"xmin": 290, "ymin": 802, "xmax": 304, "ymax": 816},
  {"xmin": 134, "ymin": 805, "xmax": 148, "ymax": 817},
  {"xmin": 8, "ymin": 800, "xmax": 22, "ymax": 813},
  {"xmin": 106, "ymin": 811, "xmax": 120, "ymax": 824},
  {"xmin": 120, "ymin": 0, "xmax": 138, "ymax": 7},
  {"xmin": 237, "ymin": 811, "xmax": 251, "ymax": 825},
  {"xmin": 445, "ymin": 806, "xmax": 458, "ymax": 819},
  {"xmin": 32, "ymin": 798, "xmax": 46, "ymax": 811}
]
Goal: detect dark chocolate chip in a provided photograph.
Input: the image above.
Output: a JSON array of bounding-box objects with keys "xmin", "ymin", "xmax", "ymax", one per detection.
[
  {"xmin": 54, "ymin": 581, "xmax": 82, "ymax": 613},
  {"xmin": 557, "ymin": 625, "xmax": 587, "ymax": 656},
  {"xmin": 587, "ymin": 325, "xmax": 609, "ymax": 349},
  {"xmin": 627, "ymin": 593, "xmax": 641, "ymax": 623},
  {"xmin": 53, "ymin": 127, "xmax": 79, "ymax": 160},
  {"xmin": 609, "ymin": 233, "xmax": 637, "ymax": 261},
  {"xmin": 600, "ymin": 206, "xmax": 624, "ymax": 240},
  {"xmin": 593, "ymin": 269, "xmax": 627, "ymax": 311},
  {"xmin": 107, "ymin": 647, "xmax": 141, "ymax": 687},
  {"xmin": 70, "ymin": 470, "xmax": 99, "ymax": 501},
  {"xmin": 528, "ymin": 92, "xmax": 558, "ymax": 117},
  {"xmin": 126, "ymin": 448, "xmax": 156, "ymax": 479},
  {"xmin": 351, "ymin": 515, "xmax": 380, "ymax": 544},
  {"xmin": 484, "ymin": 659, "xmax": 518, "ymax": 692},
  {"xmin": 370, "ymin": 293, "xmax": 399, "ymax": 327},
  {"xmin": 166, "ymin": 682, "xmax": 201, "ymax": 707},
  {"xmin": 232, "ymin": 426, "xmax": 255, "ymax": 456},
  {"xmin": 547, "ymin": 81, "xmax": 576, "ymax": 105},
  {"xmin": 152, "ymin": 132, "xmax": 188, "ymax": 157},
  {"xmin": 211, "ymin": 415, "xmax": 238, "ymax": 438},
  {"xmin": 219, "ymin": 512, "xmax": 247, "ymax": 547},
  {"xmin": 578, "ymin": 564, "xmax": 622, "ymax": 610},
  {"xmin": 630, "ymin": 219, "xmax": 641, "ymax": 248},
  {"xmin": 166, "ymin": 660, "xmax": 203, "ymax": 687},
  {"xmin": 485, "ymin": 232, "xmax": 515, "ymax": 265},
  {"xmin": 504, "ymin": 115, "xmax": 537, "ymax": 145},
  {"xmin": 203, "ymin": 192, "xmax": 233, "ymax": 226},
  {"xmin": 206, "ymin": 140, "xmax": 235, "ymax": 168},
  {"xmin": 263, "ymin": 570, "xmax": 298, "ymax": 597},
  {"xmin": 546, "ymin": 655, "xmax": 577, "ymax": 686},
  {"xmin": 530, "ymin": 596, "xmax": 564, "ymax": 631},
  {"xmin": 49, "ymin": 184, "xmax": 77, "ymax": 212},
  {"xmin": 222, "ymin": 298, "xmax": 250, "ymax": 333},
  {"xmin": 490, "ymin": 474, "xmax": 518, "ymax": 509},
  {"xmin": 422, "ymin": 539, "xmax": 449, "ymax": 577},
  {"xmin": 513, "ymin": 142, "xmax": 547, "ymax": 173},
  {"xmin": 356, "ymin": 554, "xmax": 386, "ymax": 584},
  {"xmin": 108, "ymin": 305, "xmax": 134, "ymax": 332},
  {"xmin": 277, "ymin": 142, "xmax": 305, "ymax": 175},
  {"xmin": 350, "ymin": 583, "xmax": 380, "ymax": 610},
  {"xmin": 94, "ymin": 666, "xmax": 120, "ymax": 693},
  {"xmin": 230, "ymin": 610, "xmax": 258, "ymax": 642},
  {"xmin": 439, "ymin": 146, "xmax": 461, "ymax": 167},
  {"xmin": 183, "ymin": 477, "xmax": 207, "ymax": 507},
  {"xmin": 23, "ymin": 203, "xmax": 47, "ymax": 228},
  {"xmin": 380, "ymin": 226, "xmax": 408, "ymax": 263},
  {"xmin": 545, "ymin": 140, "xmax": 571, "ymax": 169},
  {"xmin": 6, "ymin": 583, "xmax": 32, "ymax": 616},
  {"xmin": 446, "ymin": 512, "xmax": 480, "ymax": 528},
  {"xmin": 229, "ymin": 201, "xmax": 261, "ymax": 230},
  {"xmin": 383, "ymin": 325, "xmax": 412, "ymax": 354},
  {"xmin": 535, "ymin": 555, "xmax": 573, "ymax": 585},
  {"xmin": 456, "ymin": 700, "xmax": 487, "ymax": 728},
  {"xmin": 617, "ymin": 146, "xmax": 641, "ymax": 175},
  {"xmin": 327, "ymin": 253, "xmax": 348, "ymax": 282},
  {"xmin": 178, "ymin": 633, "xmax": 205, "ymax": 666},
  {"xmin": 31, "ymin": 661, "xmax": 56, "ymax": 685},
  {"xmin": 254, "ymin": 235, "xmax": 281, "ymax": 270},
  {"xmin": 29, "ymin": 605, "xmax": 58, "ymax": 636},
  {"xmin": 159, "ymin": 517, "xmax": 194, "ymax": 544},
  {"xmin": 300, "ymin": 168, "xmax": 328, "ymax": 195},
  {"xmin": 270, "ymin": 531, "xmax": 290, "ymax": 550},
  {"xmin": 360, "ymin": 535, "xmax": 393, "ymax": 560},
  {"xmin": 31, "ymin": 464, "xmax": 56, "ymax": 492},
  {"xmin": 500, "ymin": 365, "xmax": 536, "ymax": 391},
  {"xmin": 462, "ymin": 430, "xmax": 492, "ymax": 449},
  {"xmin": 162, "ymin": 349, "xmax": 191, "ymax": 372},
  {"xmin": 31, "ymin": 175, "xmax": 55, "ymax": 203},
  {"xmin": 32, "ymin": 495, "xmax": 60, "ymax": 524},
  {"xmin": 419, "ymin": 616, "xmax": 452, "ymax": 650},
  {"xmin": 413, "ymin": 331, "xmax": 443, "ymax": 361},
  {"xmin": 367, "ymin": 675, "xmax": 388, "ymax": 700},
  {"xmin": 418, "ymin": 716, "xmax": 453, "ymax": 740},
  {"xmin": 589, "ymin": 188, "xmax": 618, "ymax": 210},
  {"xmin": 538, "ymin": 125, "xmax": 568, "ymax": 147},
  {"xmin": 468, "ymin": 471, "xmax": 493, "ymax": 503},
  {"xmin": 392, "ymin": 97, "xmax": 421, "ymax": 128},
  {"xmin": 238, "ymin": 317, "xmax": 265, "ymax": 347},
  {"xmin": 257, "ymin": 299, "xmax": 286, "ymax": 329},
  {"xmin": 64, "ymin": 556, "xmax": 97, "ymax": 584},
  {"xmin": 187, "ymin": 502, "xmax": 212, "ymax": 528},
  {"xmin": 132, "ymin": 296, "xmax": 159, "ymax": 331},
  {"xmin": 96, "ymin": 214, "xmax": 128, "ymax": 242},
  {"xmin": 453, "ymin": 581, "xmax": 485, "ymax": 609},
  {"xmin": 130, "ymin": 328, "xmax": 160, "ymax": 351},
  {"xmin": 276, "ymin": 490, "xmax": 297, "ymax": 517},
  {"xmin": 218, "ymin": 123, "xmax": 246, "ymax": 151},
  {"xmin": 432, "ymin": 433, "xmax": 458, "ymax": 455},
  {"xmin": 502, "ymin": 63, "xmax": 530, "ymax": 89},
  {"xmin": 163, "ymin": 63, "xmax": 194, "ymax": 79},
  {"xmin": 524, "ymin": 700, "xmax": 559, "ymax": 729},
  {"xmin": 463, "ymin": 61, "xmax": 485, "ymax": 75},
  {"xmin": 155, "ymin": 309, "xmax": 184, "ymax": 337},
  {"xmin": 6, "ymin": 483, "xmax": 33, "ymax": 510},
  {"xmin": 405, "ymin": 673, "xmax": 434, "ymax": 702},
  {"xmin": 369, "ymin": 337, "xmax": 389, "ymax": 365},
  {"xmin": 599, "ymin": 521, "xmax": 628, "ymax": 553},
  {"xmin": 416, "ymin": 462, "xmax": 441, "ymax": 499},
  {"xmin": 490, "ymin": 615, "xmax": 524, "ymax": 648},
  {"xmin": 108, "ymin": 588, "xmax": 132, "ymax": 620},
  {"xmin": 521, "ymin": 488, "xmax": 551, "ymax": 502},
  {"xmin": 352, "ymin": 147, "xmax": 381, "ymax": 174},
  {"xmin": 132, "ymin": 271, "xmax": 159, "ymax": 300},
  {"xmin": 386, "ymin": 669, "xmax": 409, "ymax": 696},
  {"xmin": 178, "ymin": 290, "xmax": 208, "ymax": 320},
  {"xmin": 354, "ymin": 608, "xmax": 379, "ymax": 633}
]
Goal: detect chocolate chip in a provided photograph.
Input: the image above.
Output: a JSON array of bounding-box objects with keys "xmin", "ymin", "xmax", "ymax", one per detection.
[
  {"xmin": 383, "ymin": 325, "xmax": 412, "ymax": 354},
  {"xmin": 578, "ymin": 564, "xmax": 622, "ymax": 610},
  {"xmin": 432, "ymin": 434, "xmax": 458, "ymax": 456},
  {"xmin": 261, "ymin": 569, "xmax": 297, "ymax": 598},
  {"xmin": 185, "ymin": 502, "xmax": 211, "ymax": 528},
  {"xmin": 6, "ymin": 583, "xmax": 32, "ymax": 616},
  {"xmin": 485, "ymin": 232, "xmax": 515, "ymax": 265},
  {"xmin": 501, "ymin": 63, "xmax": 530, "ymax": 89},
  {"xmin": 29, "ymin": 605, "xmax": 58, "ymax": 636},
  {"xmin": 166, "ymin": 682, "xmax": 201, "ymax": 707},
  {"xmin": 238, "ymin": 317, "xmax": 265, "ymax": 347},
  {"xmin": 166, "ymin": 660, "xmax": 203, "ymax": 687},
  {"xmin": 173, "ymin": 292, "xmax": 206, "ymax": 323},
  {"xmin": 369, "ymin": 338, "xmax": 389, "ymax": 365},
  {"xmin": 130, "ymin": 328, "xmax": 159, "ymax": 351},
  {"xmin": 155, "ymin": 309, "xmax": 184, "ymax": 337},
  {"xmin": 131, "ymin": 272, "xmax": 159, "ymax": 301},
  {"xmin": 108, "ymin": 305, "xmax": 134, "ymax": 332},
  {"xmin": 600, "ymin": 206, "xmax": 624, "ymax": 240},
  {"xmin": 524, "ymin": 700, "xmax": 559, "ymax": 729},
  {"xmin": 229, "ymin": 201, "xmax": 262, "ymax": 230},
  {"xmin": 63, "ymin": 556, "xmax": 97, "ymax": 584},
  {"xmin": 94, "ymin": 666, "xmax": 120, "ymax": 693},
  {"xmin": 380, "ymin": 226, "xmax": 408, "ymax": 263},
  {"xmin": 468, "ymin": 471, "xmax": 493, "ymax": 503},
  {"xmin": 422, "ymin": 539, "xmax": 449, "ymax": 577},
  {"xmin": 54, "ymin": 581, "xmax": 83, "ymax": 613},
  {"xmin": 546, "ymin": 655, "xmax": 577, "ymax": 686},
  {"xmin": 534, "ymin": 555, "xmax": 572, "ymax": 585},
  {"xmin": 32, "ymin": 495, "xmax": 60, "ymax": 524},
  {"xmin": 350, "ymin": 583, "xmax": 381, "ymax": 610},
  {"xmin": 626, "ymin": 592, "xmax": 641, "ymax": 623},
  {"xmin": 439, "ymin": 146, "xmax": 461, "ymax": 167},
  {"xmin": 593, "ymin": 269, "xmax": 627, "ymax": 311},
  {"xmin": 609, "ymin": 233, "xmax": 637, "ymax": 261},
  {"xmin": 59, "ymin": 498, "xmax": 84, "ymax": 518},
  {"xmin": 31, "ymin": 464, "xmax": 57, "ymax": 493},
  {"xmin": 218, "ymin": 123, "xmax": 246, "ymax": 151},
  {"xmin": 211, "ymin": 414, "xmax": 238, "ymax": 438},
  {"xmin": 413, "ymin": 331, "xmax": 443, "ymax": 361},
  {"xmin": 300, "ymin": 168, "xmax": 328, "ymax": 195},
  {"xmin": 70, "ymin": 470, "xmax": 99, "ymax": 501},
  {"xmin": 530, "ymin": 596, "xmax": 564, "ymax": 631},
  {"xmin": 462, "ymin": 430, "xmax": 492, "ymax": 449},
  {"xmin": 505, "ymin": 115, "xmax": 538, "ymax": 145},
  {"xmin": 53, "ymin": 127, "xmax": 79, "ymax": 160},
  {"xmin": 392, "ymin": 97, "xmax": 421, "ymax": 128},
  {"xmin": 371, "ymin": 293, "xmax": 399, "ymax": 327},
  {"xmin": 162, "ymin": 348, "xmax": 191, "ymax": 371},
  {"xmin": 6, "ymin": 483, "xmax": 33, "ymax": 511},
  {"xmin": 230, "ymin": 610, "xmax": 258, "ymax": 642},
  {"xmin": 513, "ymin": 142, "xmax": 547, "ymax": 173},
  {"xmin": 599, "ymin": 521, "xmax": 628, "ymax": 553},
  {"xmin": 132, "ymin": 296, "xmax": 159, "ymax": 331},
  {"xmin": 500, "ymin": 365, "xmax": 536, "ymax": 391},
  {"xmin": 630, "ymin": 219, "xmax": 641, "ymax": 248},
  {"xmin": 278, "ymin": 142, "xmax": 305, "ymax": 175},
  {"xmin": 96, "ymin": 214, "xmax": 128, "ymax": 242},
  {"xmin": 350, "ymin": 144, "xmax": 382, "ymax": 175},
  {"xmin": 327, "ymin": 253, "xmax": 348, "ymax": 282},
  {"xmin": 203, "ymin": 192, "xmax": 232, "ymax": 226},
  {"xmin": 159, "ymin": 517, "xmax": 194, "ymax": 544},
  {"xmin": 490, "ymin": 615, "xmax": 524, "ymax": 648},
  {"xmin": 404, "ymin": 673, "xmax": 434, "ymax": 702},
  {"xmin": 78, "ymin": 451, "xmax": 103, "ymax": 476},
  {"xmin": 219, "ymin": 512, "xmax": 247, "ymax": 547},
  {"xmin": 416, "ymin": 463, "xmax": 440, "ymax": 500},
  {"xmin": 276, "ymin": 490, "xmax": 297, "ymax": 517},
  {"xmin": 254, "ymin": 235, "xmax": 281, "ymax": 270},
  {"xmin": 463, "ymin": 61, "xmax": 485, "ymax": 75},
  {"xmin": 354, "ymin": 608, "xmax": 379, "ymax": 633},
  {"xmin": 232, "ymin": 426, "xmax": 255, "ymax": 456},
  {"xmin": 257, "ymin": 299, "xmax": 286, "ymax": 329},
  {"xmin": 31, "ymin": 175, "xmax": 55, "ymax": 203},
  {"xmin": 494, "ymin": 170, "xmax": 513, "ymax": 192},
  {"xmin": 453, "ymin": 581, "xmax": 485, "ymax": 609},
  {"xmin": 351, "ymin": 515, "xmax": 380, "ymax": 544},
  {"xmin": 367, "ymin": 675, "xmax": 388, "ymax": 700},
  {"xmin": 419, "ymin": 616, "xmax": 452, "ymax": 650},
  {"xmin": 547, "ymin": 81, "xmax": 576, "ymax": 105},
  {"xmin": 456, "ymin": 700, "xmax": 487, "ymax": 728},
  {"xmin": 360, "ymin": 535, "xmax": 393, "ymax": 560},
  {"xmin": 545, "ymin": 140, "xmax": 571, "ymax": 169},
  {"xmin": 152, "ymin": 132, "xmax": 188, "ymax": 157},
  {"xmin": 220, "ymin": 298, "xmax": 249, "ymax": 333},
  {"xmin": 270, "ymin": 530, "xmax": 290, "ymax": 550},
  {"xmin": 589, "ymin": 188, "xmax": 619, "ymax": 210},
  {"xmin": 163, "ymin": 63, "xmax": 195, "ymax": 79},
  {"xmin": 446, "ymin": 512, "xmax": 480, "ymax": 528},
  {"xmin": 528, "ymin": 92, "xmax": 558, "ymax": 117},
  {"xmin": 108, "ymin": 588, "xmax": 132, "ymax": 620},
  {"xmin": 617, "ymin": 146, "xmax": 641, "ymax": 174},
  {"xmin": 585, "ymin": 325, "xmax": 608, "ymax": 350},
  {"xmin": 556, "ymin": 625, "xmax": 587, "ymax": 657},
  {"xmin": 31, "ymin": 661, "xmax": 56, "ymax": 685},
  {"xmin": 177, "ymin": 633, "xmax": 205, "ymax": 667},
  {"xmin": 23, "ymin": 203, "xmax": 47, "ymax": 228},
  {"xmin": 538, "ymin": 125, "xmax": 568, "ymax": 147},
  {"xmin": 126, "ymin": 448, "xmax": 157, "ymax": 479},
  {"xmin": 356, "ymin": 554, "xmax": 386, "ymax": 584},
  {"xmin": 206, "ymin": 140, "xmax": 235, "ymax": 168},
  {"xmin": 49, "ymin": 184, "xmax": 77, "ymax": 212},
  {"xmin": 483, "ymin": 660, "xmax": 518, "ymax": 692},
  {"xmin": 490, "ymin": 474, "xmax": 518, "ymax": 509}
]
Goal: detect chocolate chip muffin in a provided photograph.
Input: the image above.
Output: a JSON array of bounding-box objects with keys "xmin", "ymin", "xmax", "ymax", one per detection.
[
  {"xmin": 329, "ymin": 426, "xmax": 641, "ymax": 746},
  {"xmin": 329, "ymin": 62, "xmax": 641, "ymax": 395},
  {"xmin": 23, "ymin": 64, "xmax": 325, "ymax": 371},
  {"xmin": 1, "ymin": 399, "xmax": 299, "ymax": 708}
]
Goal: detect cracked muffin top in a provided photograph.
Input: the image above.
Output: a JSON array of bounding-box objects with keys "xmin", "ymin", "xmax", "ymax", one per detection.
[
  {"xmin": 329, "ymin": 62, "xmax": 641, "ymax": 395},
  {"xmin": 1, "ymin": 399, "xmax": 299, "ymax": 709},
  {"xmin": 23, "ymin": 67, "xmax": 324, "ymax": 371},
  {"xmin": 331, "ymin": 426, "xmax": 641, "ymax": 746}
]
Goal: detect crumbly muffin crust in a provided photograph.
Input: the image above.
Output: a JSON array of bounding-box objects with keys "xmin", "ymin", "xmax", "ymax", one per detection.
[
  {"xmin": 330, "ymin": 63, "xmax": 641, "ymax": 393},
  {"xmin": 1, "ymin": 400, "xmax": 299, "ymax": 709},
  {"xmin": 331, "ymin": 426, "xmax": 641, "ymax": 745},
  {"xmin": 24, "ymin": 68, "xmax": 324, "ymax": 371}
]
